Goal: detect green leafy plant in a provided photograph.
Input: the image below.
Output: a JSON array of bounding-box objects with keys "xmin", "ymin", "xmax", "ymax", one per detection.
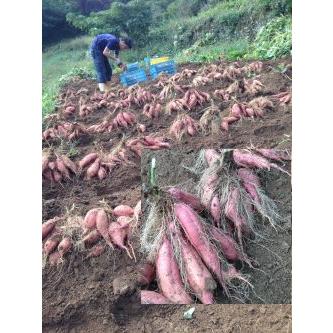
[{"xmin": 246, "ymin": 15, "xmax": 291, "ymax": 59}]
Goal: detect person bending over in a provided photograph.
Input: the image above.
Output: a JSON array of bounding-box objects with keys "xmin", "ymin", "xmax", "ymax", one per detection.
[{"xmin": 90, "ymin": 34, "xmax": 132, "ymax": 92}]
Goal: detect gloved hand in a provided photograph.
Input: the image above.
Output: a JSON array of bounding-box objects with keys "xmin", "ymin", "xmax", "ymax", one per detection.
[{"xmin": 118, "ymin": 62, "xmax": 127, "ymax": 71}]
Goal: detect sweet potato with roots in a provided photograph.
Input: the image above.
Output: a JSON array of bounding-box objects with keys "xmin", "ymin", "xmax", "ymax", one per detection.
[
  {"xmin": 82, "ymin": 208, "xmax": 99, "ymax": 231},
  {"xmin": 44, "ymin": 236, "xmax": 60, "ymax": 256},
  {"xmin": 86, "ymin": 244, "xmax": 106, "ymax": 258},
  {"xmin": 141, "ymin": 290, "xmax": 171, "ymax": 304},
  {"xmin": 210, "ymin": 195, "xmax": 221, "ymax": 227},
  {"xmin": 168, "ymin": 187, "xmax": 205, "ymax": 213},
  {"xmin": 96, "ymin": 209, "xmax": 114, "ymax": 248},
  {"xmin": 58, "ymin": 237, "xmax": 72, "ymax": 257},
  {"xmin": 174, "ymin": 203, "xmax": 227, "ymax": 290},
  {"xmin": 255, "ymin": 149, "xmax": 291, "ymax": 161},
  {"xmin": 237, "ymin": 168, "xmax": 260, "ymax": 203},
  {"xmin": 233, "ymin": 150, "xmax": 290, "ymax": 175},
  {"xmin": 109, "ymin": 220, "xmax": 135, "ymax": 259},
  {"xmin": 42, "ymin": 216, "xmax": 61, "ymax": 240},
  {"xmin": 224, "ymin": 188, "xmax": 248, "ymax": 247},
  {"xmin": 156, "ymin": 237, "xmax": 192, "ymax": 304},
  {"xmin": 86, "ymin": 158, "xmax": 101, "ymax": 180},
  {"xmin": 209, "ymin": 226, "xmax": 242, "ymax": 262},
  {"xmin": 78, "ymin": 153, "xmax": 98, "ymax": 170},
  {"xmin": 113, "ymin": 205, "xmax": 134, "ymax": 217},
  {"xmin": 82, "ymin": 229, "xmax": 102, "ymax": 247},
  {"xmin": 179, "ymin": 236, "xmax": 217, "ymax": 304}
]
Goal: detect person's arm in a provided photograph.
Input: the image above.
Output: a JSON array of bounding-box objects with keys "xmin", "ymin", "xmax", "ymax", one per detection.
[{"xmin": 102, "ymin": 47, "xmax": 121, "ymax": 63}]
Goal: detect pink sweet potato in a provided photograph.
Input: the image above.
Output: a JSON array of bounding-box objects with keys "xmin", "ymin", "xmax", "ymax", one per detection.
[
  {"xmin": 156, "ymin": 237, "xmax": 192, "ymax": 304},
  {"xmin": 210, "ymin": 226, "xmax": 240, "ymax": 262},
  {"xmin": 237, "ymin": 168, "xmax": 260, "ymax": 203},
  {"xmin": 113, "ymin": 205, "xmax": 134, "ymax": 217},
  {"xmin": 82, "ymin": 229, "xmax": 102, "ymax": 247},
  {"xmin": 168, "ymin": 187, "xmax": 205, "ymax": 213},
  {"xmin": 96, "ymin": 209, "xmax": 113, "ymax": 248},
  {"xmin": 108, "ymin": 221, "xmax": 132, "ymax": 258},
  {"xmin": 255, "ymin": 149, "xmax": 291, "ymax": 161},
  {"xmin": 210, "ymin": 195, "xmax": 221, "ymax": 226},
  {"xmin": 233, "ymin": 150, "xmax": 271, "ymax": 170},
  {"xmin": 60, "ymin": 155, "xmax": 78, "ymax": 175},
  {"xmin": 78, "ymin": 153, "xmax": 98, "ymax": 170},
  {"xmin": 174, "ymin": 203, "xmax": 226, "ymax": 290},
  {"xmin": 58, "ymin": 237, "xmax": 72, "ymax": 257},
  {"xmin": 86, "ymin": 244, "xmax": 106, "ymax": 258},
  {"xmin": 48, "ymin": 251, "xmax": 62, "ymax": 266},
  {"xmin": 42, "ymin": 217, "xmax": 61, "ymax": 240},
  {"xmin": 204, "ymin": 149, "xmax": 220, "ymax": 166},
  {"xmin": 224, "ymin": 188, "xmax": 248, "ymax": 245},
  {"xmin": 201, "ymin": 172, "xmax": 219, "ymax": 208},
  {"xmin": 86, "ymin": 158, "xmax": 101, "ymax": 180},
  {"xmin": 44, "ymin": 237, "xmax": 60, "ymax": 256},
  {"xmin": 55, "ymin": 157, "xmax": 71, "ymax": 179},
  {"xmin": 136, "ymin": 262, "xmax": 155, "ymax": 286},
  {"xmin": 179, "ymin": 236, "xmax": 216, "ymax": 304},
  {"xmin": 82, "ymin": 208, "xmax": 99, "ymax": 230},
  {"xmin": 141, "ymin": 290, "xmax": 171, "ymax": 304}
]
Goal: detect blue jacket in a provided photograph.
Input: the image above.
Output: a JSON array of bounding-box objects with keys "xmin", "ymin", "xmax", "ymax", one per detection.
[{"xmin": 91, "ymin": 34, "xmax": 120, "ymax": 56}]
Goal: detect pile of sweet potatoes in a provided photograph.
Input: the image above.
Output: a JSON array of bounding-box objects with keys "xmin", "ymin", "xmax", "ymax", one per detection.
[
  {"xmin": 42, "ymin": 201, "xmax": 141, "ymax": 266},
  {"xmin": 140, "ymin": 148, "xmax": 291, "ymax": 304}
]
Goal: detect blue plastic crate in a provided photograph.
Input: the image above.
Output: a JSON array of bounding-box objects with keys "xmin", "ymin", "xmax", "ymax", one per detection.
[
  {"xmin": 126, "ymin": 62, "xmax": 140, "ymax": 72},
  {"xmin": 150, "ymin": 60, "xmax": 176, "ymax": 79},
  {"xmin": 120, "ymin": 68, "xmax": 147, "ymax": 87}
]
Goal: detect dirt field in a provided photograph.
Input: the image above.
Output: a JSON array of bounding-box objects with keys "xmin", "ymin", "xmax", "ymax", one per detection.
[{"xmin": 42, "ymin": 58, "xmax": 292, "ymax": 332}]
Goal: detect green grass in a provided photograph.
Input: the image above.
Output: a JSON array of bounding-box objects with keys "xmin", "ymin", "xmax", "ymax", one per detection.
[{"xmin": 42, "ymin": 36, "xmax": 94, "ymax": 118}]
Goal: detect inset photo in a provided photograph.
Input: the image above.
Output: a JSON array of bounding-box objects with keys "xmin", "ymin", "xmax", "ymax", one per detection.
[{"xmin": 140, "ymin": 148, "xmax": 291, "ymax": 304}]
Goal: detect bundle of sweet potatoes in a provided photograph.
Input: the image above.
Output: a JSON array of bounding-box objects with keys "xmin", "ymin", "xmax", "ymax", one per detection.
[
  {"xmin": 42, "ymin": 201, "xmax": 141, "ymax": 266},
  {"xmin": 139, "ymin": 148, "xmax": 291, "ymax": 304}
]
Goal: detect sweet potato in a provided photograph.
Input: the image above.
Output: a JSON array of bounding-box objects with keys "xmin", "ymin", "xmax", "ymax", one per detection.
[
  {"xmin": 53, "ymin": 170, "xmax": 62, "ymax": 183},
  {"xmin": 237, "ymin": 168, "xmax": 260, "ymax": 203},
  {"xmin": 156, "ymin": 237, "xmax": 192, "ymax": 304},
  {"xmin": 179, "ymin": 236, "xmax": 216, "ymax": 304},
  {"xmin": 210, "ymin": 226, "xmax": 240, "ymax": 262},
  {"xmin": 210, "ymin": 195, "xmax": 221, "ymax": 226},
  {"xmin": 44, "ymin": 237, "xmax": 60, "ymax": 256},
  {"xmin": 201, "ymin": 172, "xmax": 219, "ymax": 208},
  {"xmin": 86, "ymin": 244, "xmax": 106, "ymax": 258},
  {"xmin": 58, "ymin": 237, "xmax": 72, "ymax": 257},
  {"xmin": 82, "ymin": 229, "xmax": 102, "ymax": 247},
  {"xmin": 204, "ymin": 149, "xmax": 220, "ymax": 167},
  {"xmin": 82, "ymin": 208, "xmax": 99, "ymax": 230},
  {"xmin": 55, "ymin": 157, "xmax": 71, "ymax": 179},
  {"xmin": 233, "ymin": 150, "xmax": 271, "ymax": 170},
  {"xmin": 141, "ymin": 290, "xmax": 171, "ymax": 304},
  {"xmin": 174, "ymin": 203, "xmax": 226, "ymax": 289},
  {"xmin": 113, "ymin": 205, "xmax": 134, "ymax": 217},
  {"xmin": 61, "ymin": 155, "xmax": 78, "ymax": 175},
  {"xmin": 42, "ymin": 217, "xmax": 60, "ymax": 240},
  {"xmin": 108, "ymin": 220, "xmax": 132, "ymax": 258},
  {"xmin": 78, "ymin": 153, "xmax": 98, "ymax": 170},
  {"xmin": 86, "ymin": 158, "xmax": 101, "ymax": 179},
  {"xmin": 168, "ymin": 187, "xmax": 204, "ymax": 213},
  {"xmin": 225, "ymin": 188, "xmax": 248, "ymax": 245},
  {"xmin": 48, "ymin": 251, "xmax": 62, "ymax": 266},
  {"xmin": 97, "ymin": 166, "xmax": 107, "ymax": 180},
  {"xmin": 136, "ymin": 262, "xmax": 155, "ymax": 286},
  {"xmin": 96, "ymin": 209, "xmax": 113, "ymax": 248},
  {"xmin": 255, "ymin": 149, "xmax": 291, "ymax": 161}
]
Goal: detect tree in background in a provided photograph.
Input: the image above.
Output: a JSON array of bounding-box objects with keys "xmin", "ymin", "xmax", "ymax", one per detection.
[{"xmin": 66, "ymin": 1, "xmax": 152, "ymax": 47}]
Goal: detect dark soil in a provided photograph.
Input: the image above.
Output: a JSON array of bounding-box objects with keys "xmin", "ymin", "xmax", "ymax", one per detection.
[{"xmin": 43, "ymin": 58, "xmax": 292, "ymax": 332}]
